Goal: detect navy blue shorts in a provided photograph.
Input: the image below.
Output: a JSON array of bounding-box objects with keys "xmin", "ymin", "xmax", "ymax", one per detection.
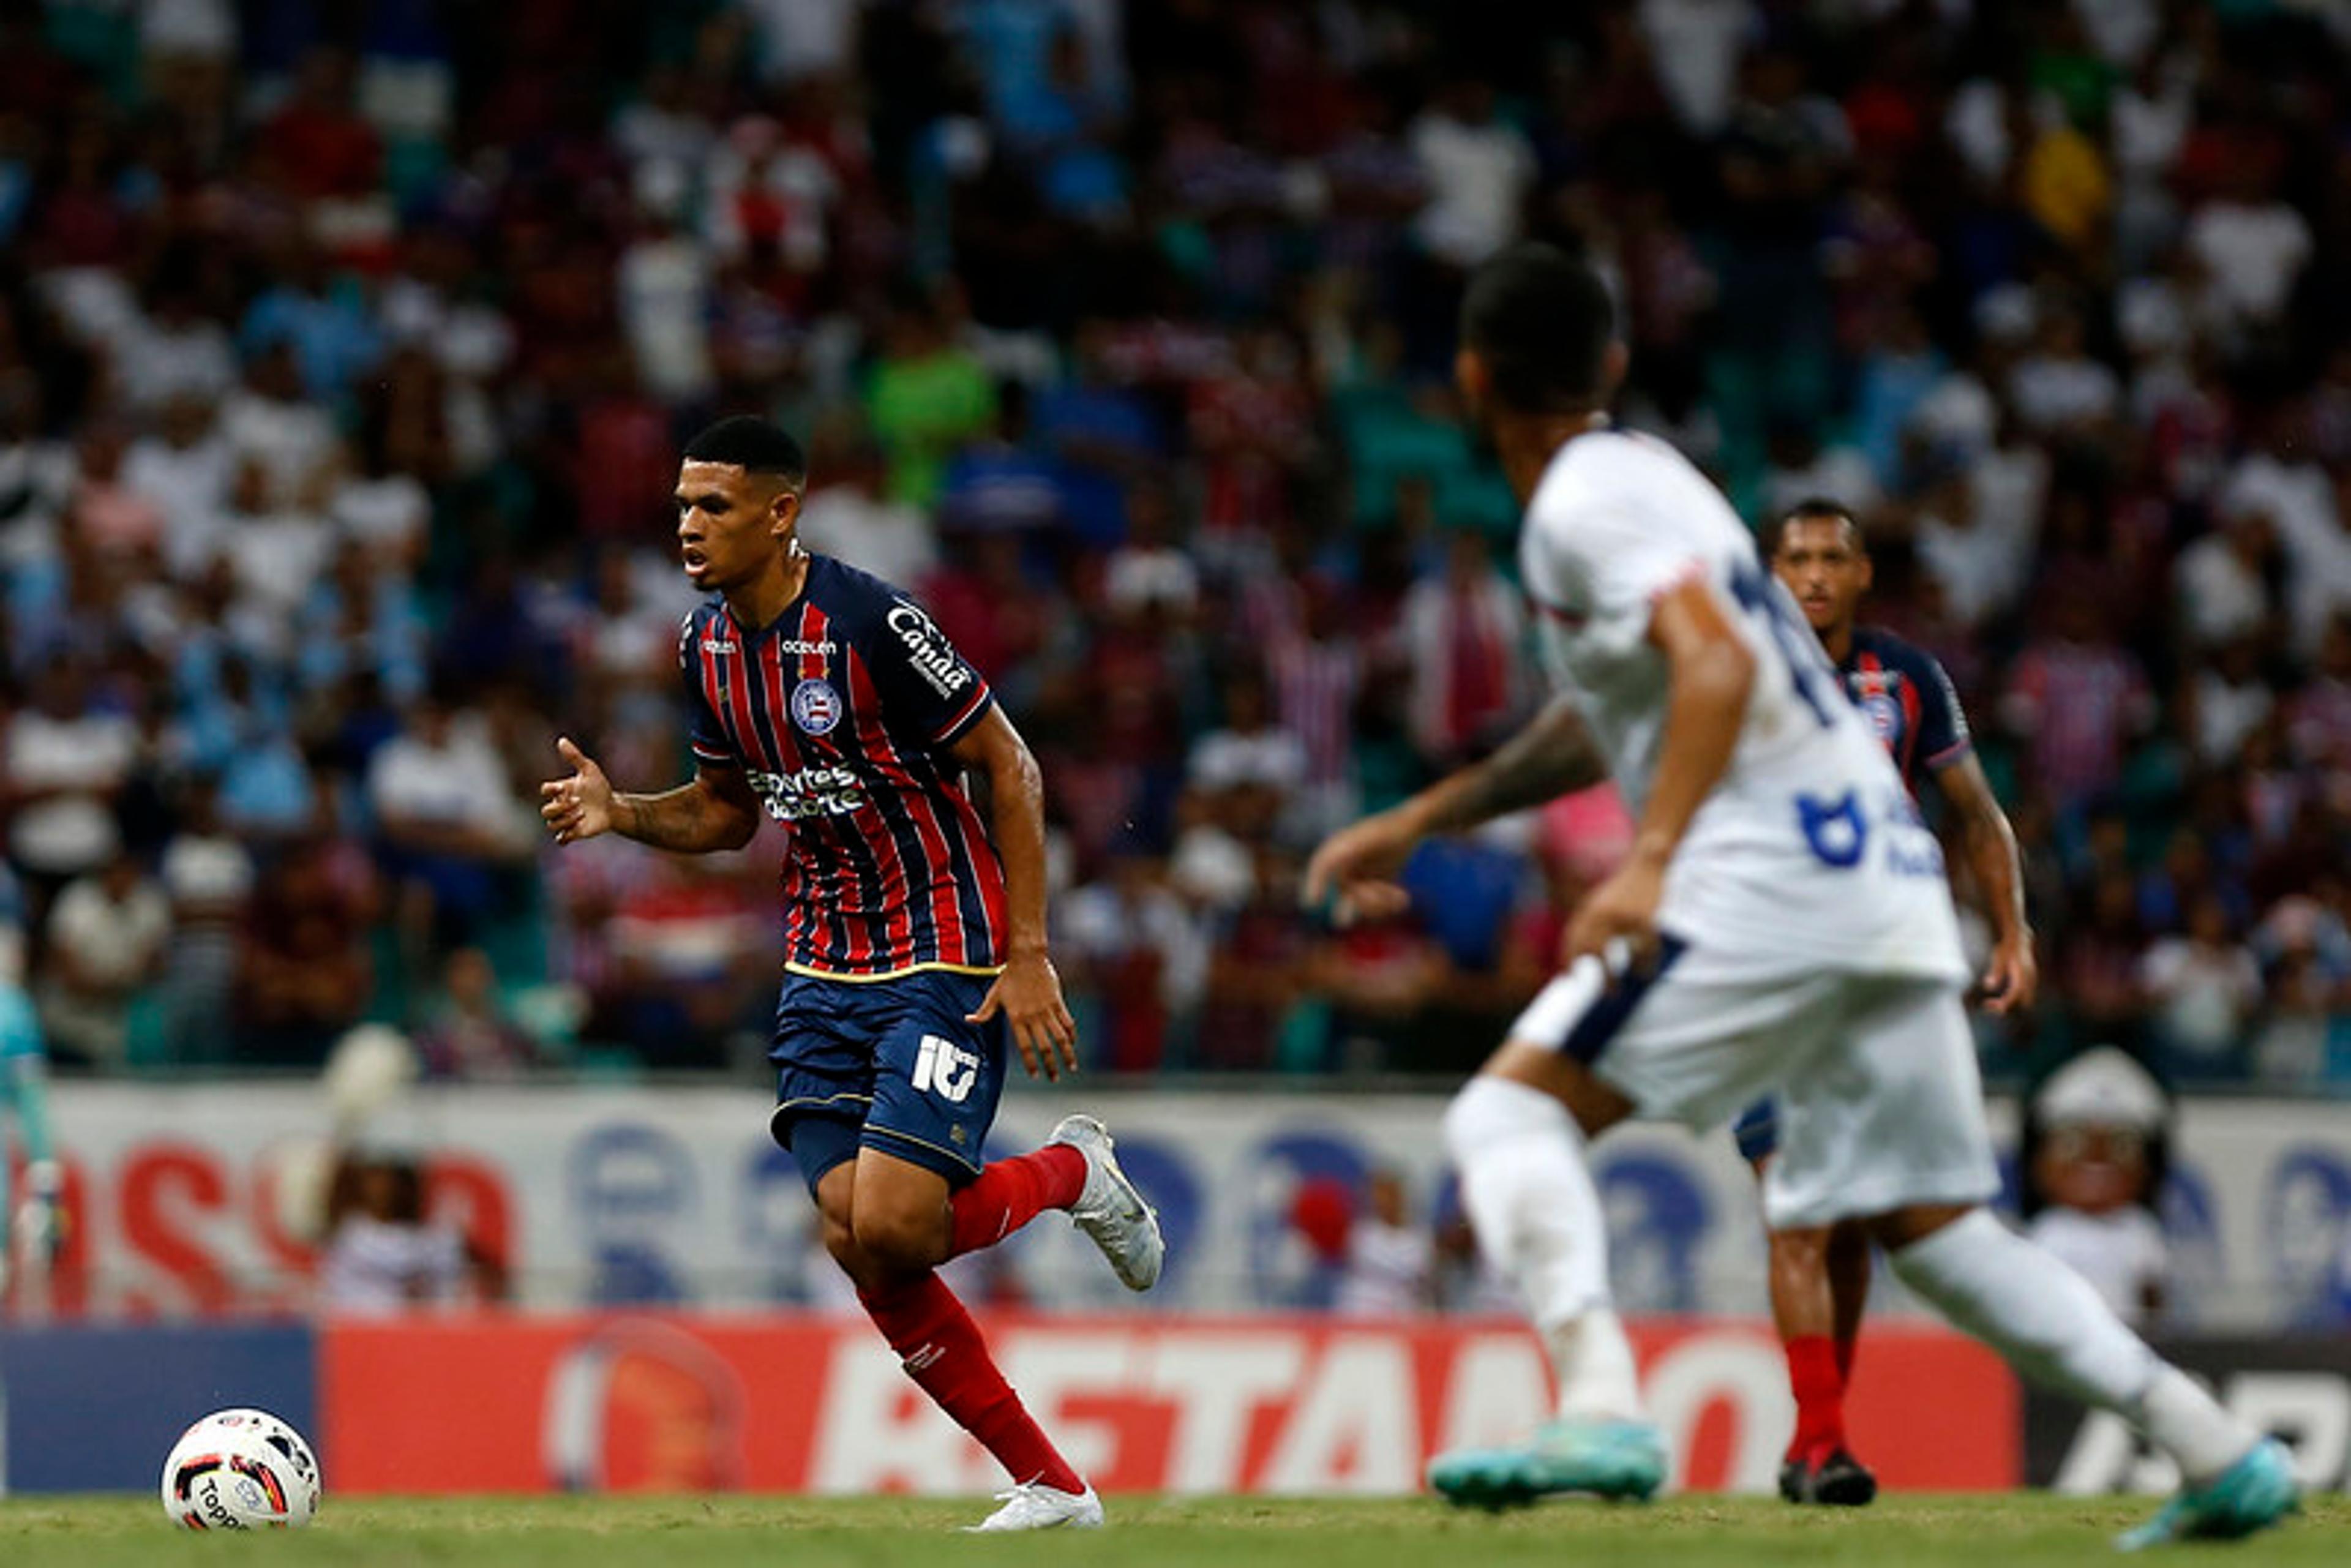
[
  {"xmin": 767, "ymin": 968, "xmax": 1006, "ymax": 1193},
  {"xmin": 1733, "ymin": 1096, "xmax": 1779, "ymax": 1163}
]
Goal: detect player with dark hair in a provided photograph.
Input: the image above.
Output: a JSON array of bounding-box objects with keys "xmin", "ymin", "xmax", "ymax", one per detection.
[
  {"xmin": 541, "ymin": 415, "xmax": 1161, "ymax": 1532},
  {"xmin": 1736, "ymin": 498, "xmax": 2037, "ymax": 1505},
  {"xmin": 1307, "ymin": 244, "xmax": 2294, "ymax": 1545}
]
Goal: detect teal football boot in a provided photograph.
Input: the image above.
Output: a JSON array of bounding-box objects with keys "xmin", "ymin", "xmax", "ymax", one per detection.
[
  {"xmin": 2115, "ymin": 1438, "xmax": 2300, "ymax": 1551},
  {"xmin": 1427, "ymin": 1417, "xmax": 1668, "ymax": 1510}
]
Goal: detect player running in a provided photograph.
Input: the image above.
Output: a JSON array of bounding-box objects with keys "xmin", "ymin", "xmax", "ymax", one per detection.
[
  {"xmin": 1305, "ymin": 246, "xmax": 2295, "ymax": 1548},
  {"xmin": 542, "ymin": 416, "xmax": 1162, "ymax": 1533},
  {"xmin": 1738, "ymin": 498, "xmax": 2038, "ymax": 1506}
]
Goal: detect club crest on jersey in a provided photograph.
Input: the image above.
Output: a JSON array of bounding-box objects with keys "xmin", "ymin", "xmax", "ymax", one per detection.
[
  {"xmin": 1861, "ymin": 691, "xmax": 1901, "ymax": 741},
  {"xmin": 792, "ymin": 678, "xmax": 843, "ymax": 735}
]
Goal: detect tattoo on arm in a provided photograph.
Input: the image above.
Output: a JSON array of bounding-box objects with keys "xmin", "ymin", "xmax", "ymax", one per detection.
[
  {"xmin": 1420, "ymin": 697, "xmax": 1607, "ymax": 833},
  {"xmin": 616, "ymin": 773, "xmax": 759, "ymax": 853}
]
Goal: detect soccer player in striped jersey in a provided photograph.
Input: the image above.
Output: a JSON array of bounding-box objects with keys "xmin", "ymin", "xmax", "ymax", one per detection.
[
  {"xmin": 1735, "ymin": 498, "xmax": 2038, "ymax": 1504},
  {"xmin": 541, "ymin": 416, "xmax": 1163, "ymax": 1533}
]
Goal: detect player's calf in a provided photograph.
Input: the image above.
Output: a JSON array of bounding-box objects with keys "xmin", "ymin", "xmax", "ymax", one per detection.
[
  {"xmin": 848, "ymin": 1206, "xmax": 950, "ymax": 1280},
  {"xmin": 1876, "ymin": 1207, "xmax": 2297, "ymax": 1547},
  {"xmin": 946, "ymin": 1141, "xmax": 1089, "ymax": 1259}
]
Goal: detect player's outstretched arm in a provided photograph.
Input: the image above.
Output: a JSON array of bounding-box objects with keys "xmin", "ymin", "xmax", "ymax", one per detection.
[
  {"xmin": 1304, "ymin": 696, "xmax": 1605, "ymax": 926},
  {"xmin": 1565, "ymin": 577, "xmax": 1753, "ymax": 966},
  {"xmin": 1934, "ymin": 753, "xmax": 2038, "ymax": 1013},
  {"xmin": 949, "ymin": 709, "xmax": 1079, "ymax": 1081},
  {"xmin": 539, "ymin": 737, "xmax": 760, "ymax": 853}
]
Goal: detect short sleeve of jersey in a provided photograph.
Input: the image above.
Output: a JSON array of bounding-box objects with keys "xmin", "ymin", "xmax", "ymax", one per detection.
[
  {"xmin": 1523, "ymin": 491, "xmax": 1706, "ymax": 661},
  {"xmin": 677, "ymin": 615, "xmax": 736, "ymax": 767},
  {"xmin": 866, "ymin": 595, "xmax": 996, "ymax": 748},
  {"xmin": 1913, "ymin": 647, "xmax": 1974, "ymax": 771}
]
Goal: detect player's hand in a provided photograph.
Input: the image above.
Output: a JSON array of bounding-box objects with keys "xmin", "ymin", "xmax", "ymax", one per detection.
[
  {"xmin": 1564, "ymin": 852, "xmax": 1667, "ymax": 977},
  {"xmin": 969, "ymin": 950, "xmax": 1079, "ymax": 1081},
  {"xmin": 1979, "ymin": 929, "xmax": 2039, "ymax": 1015},
  {"xmin": 17, "ymin": 1196, "xmax": 66, "ymax": 1262},
  {"xmin": 1302, "ymin": 806, "xmax": 1423, "ymax": 927},
  {"xmin": 16, "ymin": 1160, "xmax": 66, "ymax": 1262},
  {"xmin": 539, "ymin": 737, "xmax": 617, "ymax": 845}
]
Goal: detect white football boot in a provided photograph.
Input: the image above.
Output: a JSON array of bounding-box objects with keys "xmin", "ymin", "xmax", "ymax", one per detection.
[
  {"xmin": 1049, "ymin": 1114, "xmax": 1165, "ymax": 1291},
  {"xmin": 963, "ymin": 1481, "xmax": 1105, "ymax": 1532}
]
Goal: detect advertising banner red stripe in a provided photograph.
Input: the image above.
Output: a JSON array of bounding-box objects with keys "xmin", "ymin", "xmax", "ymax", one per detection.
[{"xmin": 318, "ymin": 1314, "xmax": 2017, "ymax": 1496}]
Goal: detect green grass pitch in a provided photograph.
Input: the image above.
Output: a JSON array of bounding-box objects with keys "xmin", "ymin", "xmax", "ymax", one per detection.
[{"xmin": 0, "ymin": 1493, "xmax": 2341, "ymax": 1566}]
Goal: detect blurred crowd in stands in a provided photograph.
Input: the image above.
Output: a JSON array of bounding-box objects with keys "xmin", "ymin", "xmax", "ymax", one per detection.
[{"xmin": 1, "ymin": 0, "xmax": 2349, "ymax": 1089}]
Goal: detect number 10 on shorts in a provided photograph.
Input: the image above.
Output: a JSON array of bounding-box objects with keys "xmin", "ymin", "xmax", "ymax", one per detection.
[{"xmin": 912, "ymin": 1034, "xmax": 980, "ymax": 1102}]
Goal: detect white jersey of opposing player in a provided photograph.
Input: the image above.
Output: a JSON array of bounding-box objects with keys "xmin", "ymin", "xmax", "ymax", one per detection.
[{"xmin": 1519, "ymin": 427, "xmax": 1967, "ymax": 985}]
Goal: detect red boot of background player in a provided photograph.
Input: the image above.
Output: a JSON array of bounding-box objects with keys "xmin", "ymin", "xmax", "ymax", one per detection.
[{"xmin": 1779, "ymin": 1335, "xmax": 1877, "ymax": 1506}]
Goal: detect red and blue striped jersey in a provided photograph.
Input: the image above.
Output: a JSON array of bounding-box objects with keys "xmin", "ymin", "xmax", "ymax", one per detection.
[
  {"xmin": 678, "ymin": 555, "xmax": 1006, "ymax": 981},
  {"xmin": 1839, "ymin": 625, "xmax": 1972, "ymax": 796}
]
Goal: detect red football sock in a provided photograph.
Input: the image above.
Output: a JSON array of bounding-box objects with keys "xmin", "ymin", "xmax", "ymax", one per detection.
[
  {"xmin": 1784, "ymin": 1334, "xmax": 1847, "ymax": 1463},
  {"xmin": 858, "ymin": 1272, "xmax": 1083, "ymax": 1495},
  {"xmin": 946, "ymin": 1144, "xmax": 1087, "ymax": 1259},
  {"xmin": 1834, "ymin": 1333, "xmax": 1859, "ymax": 1387}
]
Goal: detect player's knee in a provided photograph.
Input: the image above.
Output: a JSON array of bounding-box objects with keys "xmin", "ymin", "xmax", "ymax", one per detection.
[
  {"xmin": 1772, "ymin": 1226, "xmax": 1832, "ymax": 1268},
  {"xmin": 850, "ymin": 1204, "xmax": 947, "ymax": 1276},
  {"xmin": 822, "ymin": 1216, "xmax": 899, "ymax": 1296},
  {"xmin": 1444, "ymin": 1070, "xmax": 1579, "ymax": 1166},
  {"xmin": 820, "ymin": 1214, "xmax": 861, "ymax": 1270}
]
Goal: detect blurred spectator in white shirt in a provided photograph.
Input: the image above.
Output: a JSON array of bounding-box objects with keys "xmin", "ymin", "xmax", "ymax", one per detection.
[
  {"xmin": 1336, "ymin": 1168, "xmax": 1436, "ymax": 1316},
  {"xmin": 39, "ymin": 850, "xmax": 169, "ymax": 1071},
  {"xmin": 2141, "ymin": 895, "xmax": 2262, "ymax": 1079},
  {"xmin": 793, "ymin": 426, "xmax": 939, "ymax": 591},
  {"xmin": 367, "ymin": 686, "xmax": 531, "ymax": 947},
  {"xmin": 220, "ymin": 342, "xmax": 337, "ymax": 508},
  {"xmin": 2184, "ymin": 638, "xmax": 2276, "ymax": 766},
  {"xmin": 2008, "ymin": 307, "xmax": 2120, "ymax": 435},
  {"xmin": 1914, "ymin": 467, "xmax": 2033, "ymax": 632},
  {"xmin": 4, "ymin": 655, "xmax": 137, "ymax": 885},
  {"xmin": 120, "ymin": 277, "xmax": 236, "ymax": 412},
  {"xmin": 1639, "ymin": 0, "xmax": 1758, "ymax": 137},
  {"xmin": 1760, "ymin": 421, "xmax": 1880, "ymax": 522},
  {"xmin": 2220, "ymin": 406, "xmax": 2351, "ymax": 656},
  {"xmin": 157, "ymin": 775, "xmax": 253, "ymax": 1063},
  {"xmin": 2185, "ymin": 165, "xmax": 2313, "ymax": 337},
  {"xmin": 124, "ymin": 394, "xmax": 236, "ymax": 580},
  {"xmin": 1409, "ymin": 78, "xmax": 1534, "ymax": 269},
  {"xmin": 220, "ymin": 456, "xmax": 333, "ymax": 624},
  {"xmin": 331, "ymin": 435, "xmax": 432, "ymax": 575},
  {"xmin": 321, "ymin": 1151, "xmax": 503, "ymax": 1313},
  {"xmin": 1058, "ymin": 839, "xmax": 1208, "ymax": 1073},
  {"xmin": 618, "ymin": 191, "xmax": 715, "ymax": 405},
  {"xmin": 2175, "ymin": 506, "xmax": 2279, "ymax": 649}
]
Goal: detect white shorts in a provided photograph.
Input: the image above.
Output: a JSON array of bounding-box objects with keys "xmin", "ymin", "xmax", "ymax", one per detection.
[{"xmin": 1508, "ymin": 948, "xmax": 1998, "ymax": 1230}]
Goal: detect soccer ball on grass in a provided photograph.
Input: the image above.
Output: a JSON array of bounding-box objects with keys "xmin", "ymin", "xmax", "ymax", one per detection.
[{"xmin": 159, "ymin": 1408, "xmax": 321, "ymax": 1529}]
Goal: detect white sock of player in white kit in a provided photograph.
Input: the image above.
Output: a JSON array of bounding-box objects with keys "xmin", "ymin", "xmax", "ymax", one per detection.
[
  {"xmin": 1444, "ymin": 1075, "xmax": 1643, "ymax": 1424},
  {"xmin": 1888, "ymin": 1209, "xmax": 2256, "ymax": 1483}
]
